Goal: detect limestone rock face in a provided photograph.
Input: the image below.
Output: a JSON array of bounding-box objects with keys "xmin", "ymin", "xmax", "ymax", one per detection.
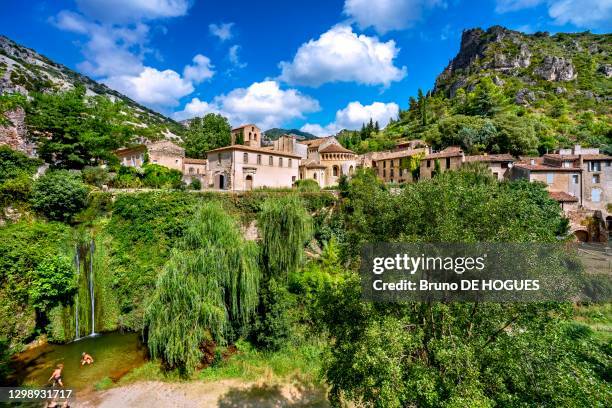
[
  {"xmin": 515, "ymin": 88, "xmax": 536, "ymax": 105},
  {"xmin": 0, "ymin": 107, "xmax": 35, "ymax": 155},
  {"xmin": 535, "ymin": 56, "xmax": 577, "ymax": 81},
  {"xmin": 598, "ymin": 64, "xmax": 612, "ymax": 78}
]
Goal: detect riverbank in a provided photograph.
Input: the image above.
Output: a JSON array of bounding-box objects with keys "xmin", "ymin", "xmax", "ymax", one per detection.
[{"xmin": 76, "ymin": 379, "xmax": 329, "ymax": 407}]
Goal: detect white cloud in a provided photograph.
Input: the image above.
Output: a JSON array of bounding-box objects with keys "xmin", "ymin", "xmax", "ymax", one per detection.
[
  {"xmin": 104, "ymin": 67, "xmax": 194, "ymax": 107},
  {"xmin": 209, "ymin": 22, "xmax": 234, "ymax": 41},
  {"xmin": 300, "ymin": 101, "xmax": 399, "ymax": 137},
  {"xmin": 343, "ymin": 0, "xmax": 446, "ymax": 34},
  {"xmin": 495, "ymin": 0, "xmax": 544, "ymax": 13},
  {"xmin": 278, "ymin": 25, "xmax": 406, "ymax": 87},
  {"xmin": 228, "ymin": 45, "xmax": 247, "ymax": 69},
  {"xmin": 547, "ymin": 0, "xmax": 612, "ymax": 28},
  {"xmin": 173, "ymin": 80, "xmax": 320, "ymax": 129},
  {"xmin": 183, "ymin": 54, "xmax": 215, "ymax": 84},
  {"xmin": 496, "ymin": 0, "xmax": 612, "ymax": 28},
  {"xmin": 75, "ymin": 0, "xmax": 191, "ymax": 23},
  {"xmin": 52, "ymin": 6, "xmax": 213, "ymax": 109}
]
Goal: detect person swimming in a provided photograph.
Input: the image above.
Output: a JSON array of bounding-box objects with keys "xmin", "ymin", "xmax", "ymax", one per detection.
[
  {"xmin": 81, "ymin": 352, "xmax": 94, "ymax": 365},
  {"xmin": 48, "ymin": 364, "xmax": 64, "ymax": 387}
]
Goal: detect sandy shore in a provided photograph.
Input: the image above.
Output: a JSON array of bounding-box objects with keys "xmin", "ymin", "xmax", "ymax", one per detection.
[{"xmin": 75, "ymin": 379, "xmax": 329, "ymax": 407}]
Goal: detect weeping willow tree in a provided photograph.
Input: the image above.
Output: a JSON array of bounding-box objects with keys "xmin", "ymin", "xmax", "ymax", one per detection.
[
  {"xmin": 253, "ymin": 195, "xmax": 312, "ymax": 349},
  {"xmin": 258, "ymin": 194, "xmax": 313, "ymax": 279},
  {"xmin": 145, "ymin": 202, "xmax": 260, "ymax": 374}
]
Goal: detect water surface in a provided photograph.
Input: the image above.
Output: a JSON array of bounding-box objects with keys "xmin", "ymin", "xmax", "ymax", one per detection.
[{"xmin": 10, "ymin": 332, "xmax": 147, "ymax": 391}]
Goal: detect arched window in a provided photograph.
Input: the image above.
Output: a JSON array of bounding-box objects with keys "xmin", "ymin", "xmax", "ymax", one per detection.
[
  {"xmin": 349, "ymin": 165, "xmax": 354, "ymax": 174},
  {"xmin": 333, "ymin": 165, "xmax": 339, "ymax": 177},
  {"xmin": 243, "ymin": 153, "xmax": 248, "ymax": 163}
]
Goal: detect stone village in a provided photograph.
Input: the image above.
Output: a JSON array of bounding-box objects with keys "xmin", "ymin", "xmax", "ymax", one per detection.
[{"xmin": 111, "ymin": 123, "xmax": 611, "ymax": 243}]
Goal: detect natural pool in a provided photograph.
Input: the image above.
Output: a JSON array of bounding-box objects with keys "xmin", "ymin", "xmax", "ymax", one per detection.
[{"xmin": 9, "ymin": 332, "xmax": 147, "ymax": 391}]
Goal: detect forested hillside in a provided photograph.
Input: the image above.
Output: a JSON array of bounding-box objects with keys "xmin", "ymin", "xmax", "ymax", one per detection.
[{"xmin": 339, "ymin": 26, "xmax": 611, "ymax": 155}]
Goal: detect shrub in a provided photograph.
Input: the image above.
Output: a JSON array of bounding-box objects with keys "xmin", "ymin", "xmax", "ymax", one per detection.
[
  {"xmin": 28, "ymin": 255, "xmax": 77, "ymax": 310},
  {"xmin": 142, "ymin": 164, "xmax": 183, "ymax": 189},
  {"xmin": 82, "ymin": 166, "xmax": 109, "ymax": 187},
  {"xmin": 189, "ymin": 178, "xmax": 202, "ymax": 190},
  {"xmin": 31, "ymin": 170, "xmax": 88, "ymax": 222},
  {"xmin": 294, "ymin": 179, "xmax": 320, "ymax": 192},
  {"xmin": 0, "ymin": 172, "xmax": 33, "ymax": 205}
]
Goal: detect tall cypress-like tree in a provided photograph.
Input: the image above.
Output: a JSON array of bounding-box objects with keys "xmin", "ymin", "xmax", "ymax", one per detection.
[{"xmin": 146, "ymin": 202, "xmax": 260, "ymax": 374}]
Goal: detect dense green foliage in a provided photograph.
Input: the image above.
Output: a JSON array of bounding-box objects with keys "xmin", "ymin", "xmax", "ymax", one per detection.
[
  {"xmin": 0, "ymin": 146, "xmax": 41, "ymax": 206},
  {"xmin": 182, "ymin": 113, "xmax": 231, "ymax": 158},
  {"xmin": 146, "ymin": 202, "xmax": 260, "ymax": 374},
  {"xmin": 315, "ymin": 169, "xmax": 608, "ymax": 407},
  {"xmin": 31, "ymin": 170, "xmax": 88, "ymax": 222},
  {"xmin": 28, "ymin": 255, "xmax": 76, "ymax": 311},
  {"xmin": 0, "ymin": 220, "xmax": 72, "ymax": 347},
  {"xmin": 110, "ymin": 164, "xmax": 183, "ymax": 189},
  {"xmin": 26, "ymin": 86, "xmax": 136, "ymax": 169},
  {"xmin": 263, "ymin": 128, "xmax": 317, "ymax": 141}
]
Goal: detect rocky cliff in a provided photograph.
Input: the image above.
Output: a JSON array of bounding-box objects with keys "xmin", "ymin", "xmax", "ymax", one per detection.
[
  {"xmin": 435, "ymin": 26, "xmax": 611, "ymax": 106},
  {"xmin": 0, "ymin": 35, "xmax": 182, "ymax": 155}
]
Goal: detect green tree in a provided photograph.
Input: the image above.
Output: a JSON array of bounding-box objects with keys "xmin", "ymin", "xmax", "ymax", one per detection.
[
  {"xmin": 28, "ymin": 255, "xmax": 77, "ymax": 310},
  {"xmin": 0, "ymin": 146, "xmax": 41, "ymax": 183},
  {"xmin": 182, "ymin": 113, "xmax": 231, "ymax": 158},
  {"xmin": 467, "ymin": 77, "xmax": 504, "ymax": 117},
  {"xmin": 27, "ymin": 86, "xmax": 135, "ymax": 169},
  {"xmin": 31, "ymin": 170, "xmax": 88, "ymax": 222},
  {"xmin": 146, "ymin": 203, "xmax": 260, "ymax": 375},
  {"xmin": 318, "ymin": 169, "xmax": 608, "ymax": 407}
]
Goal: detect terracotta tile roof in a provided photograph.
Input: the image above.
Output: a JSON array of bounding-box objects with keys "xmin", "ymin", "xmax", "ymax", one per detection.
[
  {"xmin": 513, "ymin": 163, "xmax": 581, "ymax": 171},
  {"xmin": 299, "ymin": 137, "xmax": 332, "ymax": 148},
  {"xmin": 372, "ymin": 148, "xmax": 428, "ymax": 161},
  {"xmin": 319, "ymin": 144, "xmax": 355, "ymax": 154},
  {"xmin": 426, "ymin": 146, "xmax": 463, "ymax": 159},
  {"xmin": 548, "ymin": 191, "xmax": 579, "ymax": 202},
  {"xmin": 183, "ymin": 158, "xmax": 207, "ymax": 164},
  {"xmin": 231, "ymin": 123, "xmax": 258, "ymax": 131},
  {"xmin": 544, "ymin": 154, "xmax": 579, "ymax": 160},
  {"xmin": 464, "ymin": 154, "xmax": 514, "ymax": 163},
  {"xmin": 206, "ymin": 144, "xmax": 302, "ymax": 158},
  {"xmin": 115, "ymin": 144, "xmax": 146, "ymax": 155},
  {"xmin": 301, "ymin": 159, "xmax": 326, "ymax": 169},
  {"xmin": 582, "ymin": 154, "xmax": 612, "ymax": 161}
]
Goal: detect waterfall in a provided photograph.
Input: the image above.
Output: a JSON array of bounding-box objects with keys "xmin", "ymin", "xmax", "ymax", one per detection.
[
  {"xmin": 74, "ymin": 246, "xmax": 80, "ymax": 341},
  {"xmin": 72, "ymin": 238, "xmax": 97, "ymax": 340},
  {"xmin": 89, "ymin": 240, "xmax": 96, "ymax": 336}
]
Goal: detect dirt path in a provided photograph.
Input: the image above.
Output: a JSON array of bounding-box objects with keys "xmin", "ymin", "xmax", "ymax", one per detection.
[{"xmin": 75, "ymin": 379, "xmax": 329, "ymax": 407}]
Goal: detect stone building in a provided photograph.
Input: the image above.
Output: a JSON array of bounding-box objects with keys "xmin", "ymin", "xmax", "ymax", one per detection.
[
  {"xmin": 231, "ymin": 124, "xmax": 262, "ymax": 147},
  {"xmin": 371, "ymin": 147, "xmax": 429, "ymax": 184},
  {"xmin": 206, "ymin": 144, "xmax": 300, "ymax": 191},
  {"xmin": 463, "ymin": 154, "xmax": 514, "ymax": 181},
  {"xmin": 297, "ymin": 137, "xmax": 356, "ymax": 187},
  {"xmin": 182, "ymin": 158, "xmax": 207, "ymax": 187},
  {"xmin": 420, "ymin": 146, "xmax": 464, "ymax": 179},
  {"xmin": 115, "ymin": 140, "xmax": 185, "ymax": 172}
]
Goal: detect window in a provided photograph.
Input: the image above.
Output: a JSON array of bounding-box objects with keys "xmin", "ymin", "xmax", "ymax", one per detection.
[
  {"xmin": 243, "ymin": 153, "xmax": 248, "ymax": 163},
  {"xmin": 279, "ymin": 157, "xmax": 283, "ymax": 167},
  {"xmin": 269, "ymin": 156, "xmax": 273, "ymax": 165},
  {"xmin": 592, "ymin": 174, "xmax": 600, "ymax": 183},
  {"xmin": 314, "ymin": 173, "xmax": 317, "ymax": 180},
  {"xmin": 589, "ymin": 161, "xmax": 601, "ymax": 172},
  {"xmin": 175, "ymin": 159, "xmax": 179, "ymax": 164},
  {"xmin": 546, "ymin": 173, "xmax": 554, "ymax": 184},
  {"xmin": 592, "ymin": 188, "xmax": 602, "ymax": 203},
  {"xmin": 427, "ymin": 160, "xmax": 431, "ymax": 168},
  {"xmin": 563, "ymin": 161, "xmax": 571, "ymax": 168},
  {"xmin": 292, "ymin": 176, "xmax": 296, "ymax": 182},
  {"xmin": 383, "ymin": 169, "xmax": 386, "ymax": 177},
  {"xmin": 257, "ymin": 154, "xmax": 262, "ymax": 164},
  {"xmin": 383, "ymin": 161, "xmax": 386, "ymax": 168},
  {"xmin": 189, "ymin": 167, "xmax": 194, "ymax": 174},
  {"xmin": 217, "ymin": 154, "xmax": 221, "ymax": 164},
  {"xmin": 501, "ymin": 162, "xmax": 509, "ymax": 169},
  {"xmin": 390, "ymin": 168, "xmax": 394, "ymax": 177},
  {"xmin": 399, "ymin": 168, "xmax": 403, "ymax": 176},
  {"xmin": 333, "ymin": 166, "xmax": 339, "ymax": 176},
  {"xmin": 445, "ymin": 157, "xmax": 451, "ymax": 169},
  {"xmin": 288, "ymin": 159, "xmax": 292, "ymax": 167},
  {"xmin": 572, "ymin": 174, "xmax": 579, "ymax": 184}
]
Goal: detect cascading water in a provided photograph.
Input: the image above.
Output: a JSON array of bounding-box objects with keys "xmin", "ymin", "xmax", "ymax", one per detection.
[
  {"xmin": 89, "ymin": 240, "xmax": 96, "ymax": 336},
  {"xmin": 73, "ymin": 239, "xmax": 97, "ymax": 340},
  {"xmin": 74, "ymin": 246, "xmax": 80, "ymax": 341}
]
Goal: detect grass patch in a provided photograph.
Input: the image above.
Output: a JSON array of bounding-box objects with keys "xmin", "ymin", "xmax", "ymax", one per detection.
[
  {"xmin": 118, "ymin": 361, "xmax": 183, "ymax": 384},
  {"xmin": 94, "ymin": 376, "xmax": 114, "ymax": 391},
  {"xmin": 573, "ymin": 303, "xmax": 612, "ymax": 343},
  {"xmin": 198, "ymin": 338, "xmax": 325, "ymax": 384}
]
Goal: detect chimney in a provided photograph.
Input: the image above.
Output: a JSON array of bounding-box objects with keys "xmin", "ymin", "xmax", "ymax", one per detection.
[{"xmin": 530, "ymin": 159, "xmax": 536, "ymax": 165}]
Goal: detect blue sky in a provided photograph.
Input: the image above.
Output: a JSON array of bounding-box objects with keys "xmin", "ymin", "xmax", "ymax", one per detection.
[{"xmin": 2, "ymin": 1, "xmax": 610, "ymax": 134}]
